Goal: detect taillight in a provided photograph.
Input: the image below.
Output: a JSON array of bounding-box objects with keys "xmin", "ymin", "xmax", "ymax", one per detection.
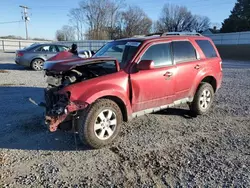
[{"xmin": 17, "ymin": 52, "xmax": 24, "ymax": 57}]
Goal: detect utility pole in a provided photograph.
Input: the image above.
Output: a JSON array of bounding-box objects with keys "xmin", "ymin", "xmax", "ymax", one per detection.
[{"xmin": 19, "ymin": 5, "xmax": 30, "ymax": 40}]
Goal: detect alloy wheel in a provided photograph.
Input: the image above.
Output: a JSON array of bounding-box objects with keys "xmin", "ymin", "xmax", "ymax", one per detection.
[
  {"xmin": 199, "ymin": 89, "xmax": 212, "ymax": 110},
  {"xmin": 32, "ymin": 59, "xmax": 44, "ymax": 71},
  {"xmin": 94, "ymin": 109, "xmax": 117, "ymax": 140}
]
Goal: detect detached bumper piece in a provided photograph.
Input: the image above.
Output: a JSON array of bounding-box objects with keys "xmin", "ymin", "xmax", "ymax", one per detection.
[
  {"xmin": 44, "ymin": 88, "xmax": 88, "ymax": 132},
  {"xmin": 45, "ymin": 114, "xmax": 67, "ymax": 132}
]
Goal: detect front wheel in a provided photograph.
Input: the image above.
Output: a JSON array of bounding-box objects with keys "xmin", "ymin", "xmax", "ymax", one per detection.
[
  {"xmin": 78, "ymin": 99, "xmax": 122, "ymax": 149},
  {"xmin": 189, "ymin": 82, "xmax": 214, "ymax": 115},
  {"xmin": 31, "ymin": 58, "xmax": 44, "ymax": 71}
]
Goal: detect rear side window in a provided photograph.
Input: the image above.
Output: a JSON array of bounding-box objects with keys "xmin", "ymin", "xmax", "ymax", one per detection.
[
  {"xmin": 57, "ymin": 46, "xmax": 69, "ymax": 52},
  {"xmin": 196, "ymin": 40, "xmax": 218, "ymax": 58},
  {"xmin": 35, "ymin": 45, "xmax": 58, "ymax": 52},
  {"xmin": 172, "ymin": 41, "xmax": 197, "ymax": 63},
  {"xmin": 141, "ymin": 43, "xmax": 172, "ymax": 67}
]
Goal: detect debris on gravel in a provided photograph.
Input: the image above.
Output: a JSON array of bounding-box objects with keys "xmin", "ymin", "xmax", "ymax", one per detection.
[{"xmin": 0, "ymin": 53, "xmax": 249, "ymax": 187}]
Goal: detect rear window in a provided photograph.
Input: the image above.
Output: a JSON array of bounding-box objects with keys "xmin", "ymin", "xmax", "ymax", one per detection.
[
  {"xmin": 172, "ymin": 41, "xmax": 197, "ymax": 63},
  {"xmin": 196, "ymin": 40, "xmax": 218, "ymax": 58}
]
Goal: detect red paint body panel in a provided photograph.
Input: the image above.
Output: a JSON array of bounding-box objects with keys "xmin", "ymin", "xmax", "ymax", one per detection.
[
  {"xmin": 61, "ymin": 70, "xmax": 132, "ymax": 116},
  {"xmin": 130, "ymin": 66, "xmax": 176, "ymax": 112}
]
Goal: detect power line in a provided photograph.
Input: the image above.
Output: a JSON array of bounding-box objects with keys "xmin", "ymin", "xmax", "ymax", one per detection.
[{"xmin": 0, "ymin": 21, "xmax": 23, "ymax": 24}]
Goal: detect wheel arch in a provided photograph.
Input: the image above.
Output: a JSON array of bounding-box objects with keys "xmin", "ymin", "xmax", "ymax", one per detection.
[
  {"xmin": 30, "ymin": 57, "xmax": 45, "ymax": 66},
  {"xmin": 191, "ymin": 75, "xmax": 217, "ymax": 99},
  {"xmin": 98, "ymin": 95, "xmax": 129, "ymax": 122},
  {"xmin": 200, "ymin": 76, "xmax": 217, "ymax": 92}
]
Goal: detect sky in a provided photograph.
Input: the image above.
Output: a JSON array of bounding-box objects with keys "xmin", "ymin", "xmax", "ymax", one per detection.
[{"xmin": 0, "ymin": 0, "xmax": 236, "ymax": 40}]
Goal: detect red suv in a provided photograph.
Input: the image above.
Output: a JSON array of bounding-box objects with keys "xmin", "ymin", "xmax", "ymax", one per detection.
[{"xmin": 43, "ymin": 32, "xmax": 223, "ymax": 148}]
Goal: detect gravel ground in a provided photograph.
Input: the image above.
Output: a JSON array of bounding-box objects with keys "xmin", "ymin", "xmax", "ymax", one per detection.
[{"xmin": 0, "ymin": 52, "xmax": 249, "ymax": 187}]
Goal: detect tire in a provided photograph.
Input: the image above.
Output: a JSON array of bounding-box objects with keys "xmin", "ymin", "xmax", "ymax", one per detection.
[
  {"xmin": 189, "ymin": 82, "xmax": 214, "ymax": 115},
  {"xmin": 78, "ymin": 99, "xmax": 122, "ymax": 149},
  {"xmin": 31, "ymin": 58, "xmax": 44, "ymax": 71}
]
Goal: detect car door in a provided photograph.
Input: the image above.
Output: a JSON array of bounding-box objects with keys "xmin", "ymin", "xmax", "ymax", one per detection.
[
  {"xmin": 35, "ymin": 45, "xmax": 59, "ymax": 60},
  {"xmin": 172, "ymin": 40, "xmax": 201, "ymax": 100},
  {"xmin": 46, "ymin": 45, "xmax": 59, "ymax": 59},
  {"xmin": 130, "ymin": 42, "xmax": 176, "ymax": 112}
]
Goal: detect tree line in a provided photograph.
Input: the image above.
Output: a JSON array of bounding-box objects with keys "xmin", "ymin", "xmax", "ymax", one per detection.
[
  {"xmin": 56, "ymin": 0, "xmax": 211, "ymax": 41},
  {"xmin": 56, "ymin": 0, "xmax": 250, "ymax": 41}
]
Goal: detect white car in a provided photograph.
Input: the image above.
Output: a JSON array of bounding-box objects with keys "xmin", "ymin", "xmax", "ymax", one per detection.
[{"xmin": 78, "ymin": 50, "xmax": 95, "ymax": 58}]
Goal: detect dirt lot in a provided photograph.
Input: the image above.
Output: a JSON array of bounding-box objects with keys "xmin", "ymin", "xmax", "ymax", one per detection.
[{"xmin": 0, "ymin": 52, "xmax": 249, "ymax": 187}]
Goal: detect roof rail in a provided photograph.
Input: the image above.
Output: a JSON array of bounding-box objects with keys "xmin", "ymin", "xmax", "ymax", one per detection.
[
  {"xmin": 145, "ymin": 32, "xmax": 163, "ymax": 37},
  {"xmin": 132, "ymin": 35, "xmax": 147, "ymax": 38},
  {"xmin": 161, "ymin": 32, "xmax": 202, "ymax": 36}
]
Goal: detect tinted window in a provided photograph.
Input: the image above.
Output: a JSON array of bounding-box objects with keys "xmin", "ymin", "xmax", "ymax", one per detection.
[
  {"xmin": 57, "ymin": 46, "xmax": 69, "ymax": 52},
  {"xmin": 141, "ymin": 43, "xmax": 172, "ymax": 67},
  {"xmin": 24, "ymin": 43, "xmax": 40, "ymax": 51},
  {"xmin": 173, "ymin": 41, "xmax": 197, "ymax": 63},
  {"xmin": 35, "ymin": 45, "xmax": 58, "ymax": 52},
  {"xmin": 196, "ymin": 40, "xmax": 218, "ymax": 58}
]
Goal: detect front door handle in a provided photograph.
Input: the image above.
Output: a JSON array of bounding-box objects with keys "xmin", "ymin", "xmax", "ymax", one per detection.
[
  {"xmin": 194, "ymin": 65, "xmax": 200, "ymax": 69},
  {"xmin": 164, "ymin": 72, "xmax": 173, "ymax": 77}
]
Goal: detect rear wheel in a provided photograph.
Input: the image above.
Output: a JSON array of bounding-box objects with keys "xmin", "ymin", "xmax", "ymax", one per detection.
[
  {"xmin": 31, "ymin": 59, "xmax": 44, "ymax": 71},
  {"xmin": 78, "ymin": 99, "xmax": 122, "ymax": 149},
  {"xmin": 189, "ymin": 82, "xmax": 214, "ymax": 115}
]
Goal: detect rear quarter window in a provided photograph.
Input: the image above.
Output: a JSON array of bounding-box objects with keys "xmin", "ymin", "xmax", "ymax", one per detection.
[
  {"xmin": 196, "ymin": 40, "xmax": 218, "ymax": 58},
  {"xmin": 172, "ymin": 41, "xmax": 197, "ymax": 63}
]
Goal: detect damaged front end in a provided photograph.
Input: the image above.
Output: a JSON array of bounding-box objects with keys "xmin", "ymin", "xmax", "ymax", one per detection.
[
  {"xmin": 44, "ymin": 88, "xmax": 88, "ymax": 132},
  {"xmin": 42, "ymin": 52, "xmax": 120, "ymax": 132}
]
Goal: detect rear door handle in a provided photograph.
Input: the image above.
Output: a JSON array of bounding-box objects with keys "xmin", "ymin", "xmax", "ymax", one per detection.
[
  {"xmin": 194, "ymin": 65, "xmax": 200, "ymax": 69},
  {"xmin": 164, "ymin": 72, "xmax": 173, "ymax": 77}
]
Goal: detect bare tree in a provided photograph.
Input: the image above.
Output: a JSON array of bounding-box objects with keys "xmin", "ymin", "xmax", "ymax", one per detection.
[
  {"xmin": 156, "ymin": 4, "xmax": 195, "ymax": 32},
  {"xmin": 55, "ymin": 25, "xmax": 75, "ymax": 41},
  {"xmin": 121, "ymin": 6, "xmax": 152, "ymax": 37},
  {"xmin": 192, "ymin": 15, "xmax": 210, "ymax": 32},
  {"xmin": 72, "ymin": 0, "xmax": 124, "ymax": 40},
  {"xmin": 68, "ymin": 8, "xmax": 85, "ymax": 40},
  {"xmin": 55, "ymin": 30, "xmax": 65, "ymax": 41}
]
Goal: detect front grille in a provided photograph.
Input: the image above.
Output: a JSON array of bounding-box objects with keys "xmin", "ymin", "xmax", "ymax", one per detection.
[
  {"xmin": 44, "ymin": 87, "xmax": 69, "ymax": 116},
  {"xmin": 44, "ymin": 88, "xmax": 59, "ymax": 110}
]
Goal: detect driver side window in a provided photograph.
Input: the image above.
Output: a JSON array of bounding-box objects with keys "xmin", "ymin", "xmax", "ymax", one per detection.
[{"xmin": 141, "ymin": 43, "xmax": 172, "ymax": 67}]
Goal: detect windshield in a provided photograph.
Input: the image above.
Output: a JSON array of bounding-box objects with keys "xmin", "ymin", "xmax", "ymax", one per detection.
[{"xmin": 93, "ymin": 41, "xmax": 141, "ymax": 68}]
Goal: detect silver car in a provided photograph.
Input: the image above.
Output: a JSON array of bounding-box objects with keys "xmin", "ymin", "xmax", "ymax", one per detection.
[{"xmin": 15, "ymin": 43, "xmax": 69, "ymax": 71}]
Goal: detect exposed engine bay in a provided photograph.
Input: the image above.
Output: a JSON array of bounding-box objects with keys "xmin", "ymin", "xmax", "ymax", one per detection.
[{"xmin": 45, "ymin": 63, "xmax": 117, "ymax": 88}]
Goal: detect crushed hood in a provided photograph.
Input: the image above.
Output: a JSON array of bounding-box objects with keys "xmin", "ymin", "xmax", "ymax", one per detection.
[{"xmin": 43, "ymin": 51, "xmax": 120, "ymax": 72}]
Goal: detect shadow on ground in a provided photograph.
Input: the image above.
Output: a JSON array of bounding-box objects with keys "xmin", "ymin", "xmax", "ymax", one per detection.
[
  {"xmin": 154, "ymin": 108, "xmax": 195, "ymax": 119},
  {"xmin": 0, "ymin": 86, "xmax": 88, "ymax": 151},
  {"xmin": 2, "ymin": 51, "xmax": 15, "ymax": 53},
  {"xmin": 0, "ymin": 63, "xmax": 29, "ymax": 70}
]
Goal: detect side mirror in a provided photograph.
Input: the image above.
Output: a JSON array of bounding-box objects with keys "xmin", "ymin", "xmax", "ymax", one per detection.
[{"xmin": 137, "ymin": 60, "xmax": 154, "ymax": 70}]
